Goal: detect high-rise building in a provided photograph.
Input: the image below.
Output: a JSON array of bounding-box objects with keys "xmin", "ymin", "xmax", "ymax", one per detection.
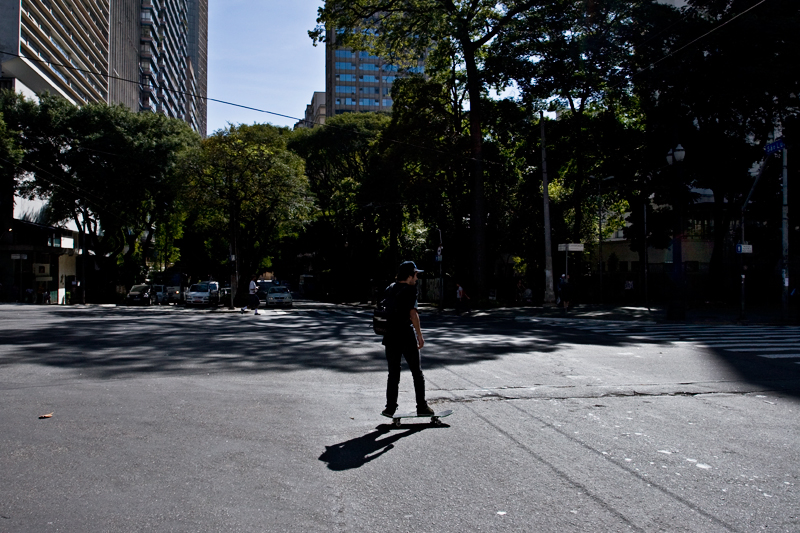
[
  {"xmin": 109, "ymin": 0, "xmax": 139, "ymax": 110},
  {"xmin": 186, "ymin": 0, "xmax": 207, "ymax": 135},
  {"xmin": 0, "ymin": 0, "xmax": 111, "ymax": 104},
  {"xmin": 325, "ymin": 29, "xmax": 423, "ymax": 118},
  {"xmin": 0, "ymin": 0, "xmax": 208, "ymax": 136}
]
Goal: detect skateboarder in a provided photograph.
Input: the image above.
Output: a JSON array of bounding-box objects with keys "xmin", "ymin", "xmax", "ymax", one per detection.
[{"xmin": 380, "ymin": 261, "xmax": 434, "ymax": 418}]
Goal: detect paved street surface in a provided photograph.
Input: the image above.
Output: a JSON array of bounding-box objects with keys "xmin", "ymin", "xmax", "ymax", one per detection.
[{"xmin": 1, "ymin": 304, "xmax": 798, "ymax": 532}]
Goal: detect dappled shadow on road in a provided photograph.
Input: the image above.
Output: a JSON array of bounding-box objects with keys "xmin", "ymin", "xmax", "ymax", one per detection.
[
  {"xmin": 1, "ymin": 307, "xmax": 798, "ymax": 399},
  {"xmin": 0, "ymin": 306, "xmax": 569, "ymax": 379},
  {"xmin": 318, "ymin": 424, "xmax": 429, "ymax": 471}
]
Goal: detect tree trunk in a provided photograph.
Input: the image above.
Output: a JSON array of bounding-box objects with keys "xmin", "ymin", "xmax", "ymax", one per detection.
[
  {"xmin": 708, "ymin": 189, "xmax": 729, "ymax": 301},
  {"xmin": 463, "ymin": 44, "xmax": 486, "ymax": 298}
]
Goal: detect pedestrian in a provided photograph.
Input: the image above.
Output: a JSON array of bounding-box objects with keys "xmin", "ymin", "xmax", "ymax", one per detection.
[
  {"xmin": 456, "ymin": 282, "xmax": 470, "ymax": 314},
  {"xmin": 380, "ymin": 261, "xmax": 434, "ymax": 418},
  {"xmin": 241, "ymin": 275, "xmax": 260, "ymax": 315},
  {"xmin": 560, "ymin": 274, "xmax": 572, "ymax": 311}
]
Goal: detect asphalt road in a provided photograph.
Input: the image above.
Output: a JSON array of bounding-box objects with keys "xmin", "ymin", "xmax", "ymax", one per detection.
[{"xmin": 1, "ymin": 304, "xmax": 798, "ymax": 532}]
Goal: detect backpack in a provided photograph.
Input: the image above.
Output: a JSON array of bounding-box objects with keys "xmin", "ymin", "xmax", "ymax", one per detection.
[{"xmin": 373, "ymin": 283, "xmax": 400, "ymax": 336}]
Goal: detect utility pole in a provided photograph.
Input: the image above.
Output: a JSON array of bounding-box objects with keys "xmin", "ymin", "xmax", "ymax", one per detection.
[
  {"xmin": 781, "ymin": 145, "xmax": 789, "ymax": 319},
  {"xmin": 739, "ymin": 158, "xmax": 767, "ymax": 322},
  {"xmin": 541, "ymin": 111, "xmax": 555, "ymax": 304},
  {"xmin": 595, "ymin": 175, "xmax": 603, "ymax": 303},
  {"xmin": 643, "ymin": 198, "xmax": 649, "ymax": 311}
]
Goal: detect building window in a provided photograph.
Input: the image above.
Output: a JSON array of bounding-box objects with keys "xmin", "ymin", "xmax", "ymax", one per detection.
[
  {"xmin": 359, "ymin": 75, "xmax": 378, "ymax": 83},
  {"xmin": 382, "ymin": 76, "xmax": 396, "ymax": 83},
  {"xmin": 408, "ymin": 65, "xmax": 425, "ymax": 73},
  {"xmin": 335, "ymin": 50, "xmax": 353, "ymax": 58},
  {"xmin": 336, "ymin": 98, "xmax": 356, "ymax": 105},
  {"xmin": 335, "ymin": 62, "xmax": 355, "ymax": 70},
  {"xmin": 359, "ymin": 51, "xmax": 378, "ymax": 58},
  {"xmin": 359, "ymin": 86, "xmax": 379, "ymax": 94},
  {"xmin": 335, "ymin": 85, "xmax": 356, "ymax": 94},
  {"xmin": 359, "ymin": 98, "xmax": 378, "ymax": 106},
  {"xmin": 382, "ymin": 64, "xmax": 399, "ymax": 72},
  {"xmin": 360, "ymin": 63, "xmax": 379, "ymax": 71},
  {"xmin": 383, "ymin": 87, "xmax": 391, "ymax": 95},
  {"xmin": 336, "ymin": 74, "xmax": 356, "ymax": 82},
  {"xmin": 382, "ymin": 99, "xmax": 393, "ymax": 107}
]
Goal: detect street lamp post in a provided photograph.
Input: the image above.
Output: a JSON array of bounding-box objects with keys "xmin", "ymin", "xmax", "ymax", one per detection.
[{"xmin": 666, "ymin": 144, "xmax": 686, "ymax": 320}]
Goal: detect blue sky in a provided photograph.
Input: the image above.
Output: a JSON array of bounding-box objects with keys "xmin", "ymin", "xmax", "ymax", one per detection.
[{"xmin": 206, "ymin": 0, "xmax": 325, "ymax": 135}]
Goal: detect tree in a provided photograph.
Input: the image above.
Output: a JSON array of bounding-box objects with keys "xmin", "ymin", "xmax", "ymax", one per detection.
[
  {"xmin": 0, "ymin": 106, "xmax": 24, "ymax": 240},
  {"xmin": 311, "ymin": 0, "xmax": 545, "ymax": 296},
  {"xmin": 630, "ymin": 0, "xmax": 800, "ymax": 298},
  {"xmin": 0, "ymin": 92, "xmax": 201, "ymax": 299},
  {"xmin": 289, "ymin": 112, "xmax": 410, "ymax": 297},
  {"xmin": 188, "ymin": 124, "xmax": 311, "ymax": 305}
]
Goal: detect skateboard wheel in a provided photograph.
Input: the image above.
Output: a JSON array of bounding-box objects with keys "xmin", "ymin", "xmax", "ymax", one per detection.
[{"xmin": 394, "ymin": 418, "xmax": 401, "ymax": 427}]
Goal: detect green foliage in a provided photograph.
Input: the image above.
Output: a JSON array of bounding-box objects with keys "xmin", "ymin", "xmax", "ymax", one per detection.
[
  {"xmin": 0, "ymin": 91, "xmax": 200, "ymax": 297},
  {"xmin": 187, "ymin": 123, "xmax": 311, "ymax": 303}
]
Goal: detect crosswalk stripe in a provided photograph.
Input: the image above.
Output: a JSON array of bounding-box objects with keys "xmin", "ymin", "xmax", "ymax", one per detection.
[{"xmin": 526, "ymin": 317, "xmax": 800, "ymax": 360}]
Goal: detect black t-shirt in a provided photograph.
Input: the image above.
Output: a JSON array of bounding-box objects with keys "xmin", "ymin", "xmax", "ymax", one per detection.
[{"xmin": 386, "ymin": 282, "xmax": 418, "ymax": 331}]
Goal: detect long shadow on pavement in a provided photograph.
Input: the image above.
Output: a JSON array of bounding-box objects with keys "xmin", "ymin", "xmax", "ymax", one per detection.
[{"xmin": 318, "ymin": 424, "xmax": 431, "ymax": 471}]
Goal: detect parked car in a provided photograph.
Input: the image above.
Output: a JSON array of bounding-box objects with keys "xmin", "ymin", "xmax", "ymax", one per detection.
[
  {"xmin": 264, "ymin": 286, "xmax": 293, "ymax": 307},
  {"xmin": 125, "ymin": 284, "xmax": 154, "ymax": 306},
  {"xmin": 184, "ymin": 281, "xmax": 220, "ymax": 307}
]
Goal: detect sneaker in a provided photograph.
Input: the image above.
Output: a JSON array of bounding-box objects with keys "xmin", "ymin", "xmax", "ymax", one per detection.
[
  {"xmin": 417, "ymin": 404, "xmax": 435, "ymax": 416},
  {"xmin": 254, "ymin": 311, "xmax": 260, "ymax": 315},
  {"xmin": 240, "ymin": 307, "xmax": 247, "ymax": 314},
  {"xmin": 381, "ymin": 407, "xmax": 397, "ymax": 417}
]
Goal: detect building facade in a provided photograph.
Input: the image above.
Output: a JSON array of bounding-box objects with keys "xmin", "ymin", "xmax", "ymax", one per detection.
[
  {"xmin": 295, "ymin": 91, "xmax": 326, "ymax": 129},
  {"xmin": 0, "ymin": 0, "xmax": 208, "ymax": 136},
  {"xmin": 0, "ymin": 0, "xmax": 111, "ymax": 104},
  {"xmin": 324, "ymin": 29, "xmax": 423, "ymax": 118},
  {"xmin": 186, "ymin": 0, "xmax": 207, "ymax": 135}
]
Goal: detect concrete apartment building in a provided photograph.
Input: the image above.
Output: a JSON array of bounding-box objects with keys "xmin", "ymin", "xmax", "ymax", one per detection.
[{"xmin": 0, "ymin": 0, "xmax": 208, "ymax": 135}]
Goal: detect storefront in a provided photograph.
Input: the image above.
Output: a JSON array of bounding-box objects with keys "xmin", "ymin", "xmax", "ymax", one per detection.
[{"xmin": 0, "ymin": 220, "xmax": 78, "ymax": 304}]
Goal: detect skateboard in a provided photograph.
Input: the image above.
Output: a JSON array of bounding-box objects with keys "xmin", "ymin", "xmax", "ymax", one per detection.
[{"xmin": 382, "ymin": 409, "xmax": 453, "ymax": 427}]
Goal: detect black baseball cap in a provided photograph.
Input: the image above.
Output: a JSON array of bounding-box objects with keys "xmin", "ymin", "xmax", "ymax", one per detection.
[{"xmin": 397, "ymin": 261, "xmax": 424, "ymax": 279}]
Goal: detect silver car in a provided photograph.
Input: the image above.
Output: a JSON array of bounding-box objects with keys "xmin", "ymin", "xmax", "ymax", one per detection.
[
  {"xmin": 265, "ymin": 286, "xmax": 293, "ymax": 307},
  {"xmin": 184, "ymin": 281, "xmax": 220, "ymax": 307}
]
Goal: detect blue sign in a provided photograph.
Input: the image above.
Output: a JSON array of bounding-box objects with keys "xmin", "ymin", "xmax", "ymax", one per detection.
[{"xmin": 764, "ymin": 138, "xmax": 785, "ymax": 155}]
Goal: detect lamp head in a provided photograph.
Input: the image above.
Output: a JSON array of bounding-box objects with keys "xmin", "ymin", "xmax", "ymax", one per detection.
[{"xmin": 673, "ymin": 144, "xmax": 685, "ymax": 162}]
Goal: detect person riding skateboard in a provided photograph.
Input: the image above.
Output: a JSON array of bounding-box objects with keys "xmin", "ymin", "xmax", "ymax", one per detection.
[{"xmin": 380, "ymin": 261, "xmax": 434, "ymax": 417}]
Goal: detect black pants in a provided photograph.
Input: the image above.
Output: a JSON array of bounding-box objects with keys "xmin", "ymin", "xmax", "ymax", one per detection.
[{"xmin": 383, "ymin": 329, "xmax": 426, "ymax": 410}]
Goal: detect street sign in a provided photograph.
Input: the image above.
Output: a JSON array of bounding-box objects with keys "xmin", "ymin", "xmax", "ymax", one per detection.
[
  {"xmin": 764, "ymin": 138, "xmax": 785, "ymax": 155},
  {"xmin": 558, "ymin": 243, "xmax": 584, "ymax": 252},
  {"xmin": 736, "ymin": 244, "xmax": 753, "ymax": 254},
  {"xmin": 10, "ymin": 254, "xmax": 27, "ymax": 260}
]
